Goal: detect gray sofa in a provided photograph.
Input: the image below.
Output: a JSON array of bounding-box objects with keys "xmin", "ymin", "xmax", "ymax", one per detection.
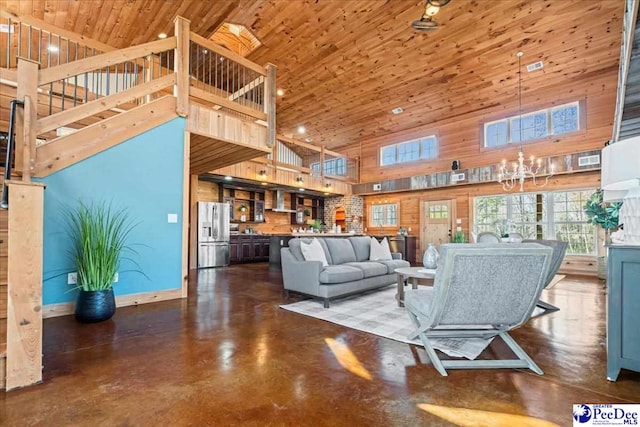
[{"xmin": 281, "ymin": 236, "xmax": 410, "ymax": 307}]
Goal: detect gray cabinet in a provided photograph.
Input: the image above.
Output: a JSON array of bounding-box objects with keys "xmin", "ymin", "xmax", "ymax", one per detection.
[{"xmin": 606, "ymin": 245, "xmax": 640, "ymax": 381}]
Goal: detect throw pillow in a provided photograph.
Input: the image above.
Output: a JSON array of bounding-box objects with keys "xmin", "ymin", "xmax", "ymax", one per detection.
[
  {"xmin": 300, "ymin": 238, "xmax": 329, "ymax": 267},
  {"xmin": 369, "ymin": 237, "xmax": 392, "ymax": 261}
]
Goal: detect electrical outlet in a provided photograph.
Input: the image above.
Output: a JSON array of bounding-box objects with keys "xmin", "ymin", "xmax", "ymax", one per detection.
[
  {"xmin": 67, "ymin": 272, "xmax": 77, "ymax": 285},
  {"xmin": 113, "ymin": 272, "xmax": 119, "ymax": 283}
]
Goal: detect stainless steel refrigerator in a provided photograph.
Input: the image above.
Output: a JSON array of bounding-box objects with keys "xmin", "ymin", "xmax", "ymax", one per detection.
[{"xmin": 197, "ymin": 202, "xmax": 230, "ymax": 268}]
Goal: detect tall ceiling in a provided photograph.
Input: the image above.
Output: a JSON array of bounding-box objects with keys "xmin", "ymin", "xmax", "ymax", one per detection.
[{"xmin": 1, "ymin": 0, "xmax": 625, "ymax": 151}]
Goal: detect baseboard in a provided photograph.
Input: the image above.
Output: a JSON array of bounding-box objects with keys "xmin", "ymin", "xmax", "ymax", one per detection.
[{"xmin": 43, "ymin": 288, "xmax": 184, "ymax": 319}]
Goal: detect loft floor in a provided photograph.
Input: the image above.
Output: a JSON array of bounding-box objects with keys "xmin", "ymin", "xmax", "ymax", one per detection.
[{"xmin": 1, "ymin": 265, "xmax": 639, "ymax": 425}]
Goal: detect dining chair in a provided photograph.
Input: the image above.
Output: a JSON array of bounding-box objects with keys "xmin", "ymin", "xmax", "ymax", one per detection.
[{"xmin": 476, "ymin": 232, "xmax": 500, "ymax": 243}]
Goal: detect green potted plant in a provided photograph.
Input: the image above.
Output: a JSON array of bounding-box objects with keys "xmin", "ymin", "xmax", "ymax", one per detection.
[
  {"xmin": 67, "ymin": 201, "xmax": 138, "ymax": 323},
  {"xmin": 303, "ymin": 208, "xmax": 312, "ymax": 217},
  {"xmin": 584, "ymin": 189, "xmax": 622, "ymax": 279},
  {"xmin": 451, "ymin": 230, "xmax": 466, "ymax": 243},
  {"xmin": 584, "ymin": 189, "xmax": 622, "ymax": 243}
]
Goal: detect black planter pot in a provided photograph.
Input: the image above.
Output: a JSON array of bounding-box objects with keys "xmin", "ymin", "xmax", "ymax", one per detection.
[{"xmin": 75, "ymin": 289, "xmax": 116, "ymax": 323}]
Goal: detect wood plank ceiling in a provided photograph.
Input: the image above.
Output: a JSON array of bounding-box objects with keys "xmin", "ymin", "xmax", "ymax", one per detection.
[{"xmin": 0, "ymin": 0, "xmax": 625, "ymax": 151}]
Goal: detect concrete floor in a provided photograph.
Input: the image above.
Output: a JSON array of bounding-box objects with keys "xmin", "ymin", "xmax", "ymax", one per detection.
[{"xmin": 1, "ymin": 264, "xmax": 639, "ymax": 426}]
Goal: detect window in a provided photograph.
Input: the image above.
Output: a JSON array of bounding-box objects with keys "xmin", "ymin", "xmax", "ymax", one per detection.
[
  {"xmin": 370, "ymin": 203, "xmax": 398, "ymax": 227},
  {"xmin": 552, "ymin": 190, "xmax": 596, "ymax": 255},
  {"xmin": 309, "ymin": 158, "xmax": 347, "ymax": 176},
  {"xmin": 380, "ymin": 135, "xmax": 438, "ymax": 166},
  {"xmin": 483, "ymin": 101, "xmax": 580, "ymax": 147},
  {"xmin": 428, "ymin": 204, "xmax": 449, "ymax": 219},
  {"xmin": 473, "ymin": 188, "xmax": 596, "ymax": 255}
]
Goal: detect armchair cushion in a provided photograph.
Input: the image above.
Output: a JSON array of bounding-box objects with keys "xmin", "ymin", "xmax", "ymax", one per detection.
[
  {"xmin": 349, "ymin": 236, "xmax": 373, "ymax": 261},
  {"xmin": 325, "ymin": 238, "xmax": 357, "ymax": 264},
  {"xmin": 300, "ymin": 238, "xmax": 329, "ymax": 267},
  {"xmin": 319, "ymin": 265, "xmax": 364, "ymax": 284},
  {"xmin": 344, "ymin": 261, "xmax": 388, "ymax": 278},
  {"xmin": 369, "ymin": 237, "xmax": 392, "ymax": 261}
]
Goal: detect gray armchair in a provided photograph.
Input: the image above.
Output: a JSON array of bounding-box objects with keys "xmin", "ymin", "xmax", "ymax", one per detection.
[
  {"xmin": 522, "ymin": 239, "xmax": 568, "ymax": 313},
  {"xmin": 476, "ymin": 232, "xmax": 500, "ymax": 243},
  {"xmin": 404, "ymin": 243, "xmax": 553, "ymax": 376}
]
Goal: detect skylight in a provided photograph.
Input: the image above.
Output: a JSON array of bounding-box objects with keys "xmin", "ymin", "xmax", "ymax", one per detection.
[{"xmin": 210, "ymin": 23, "xmax": 261, "ymax": 57}]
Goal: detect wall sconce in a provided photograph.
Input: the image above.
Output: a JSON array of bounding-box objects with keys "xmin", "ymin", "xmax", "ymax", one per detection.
[
  {"xmin": 325, "ymin": 182, "xmax": 332, "ymax": 189},
  {"xmin": 296, "ymin": 176, "xmax": 304, "ymax": 184},
  {"xmin": 259, "ymin": 170, "xmax": 267, "ymax": 179}
]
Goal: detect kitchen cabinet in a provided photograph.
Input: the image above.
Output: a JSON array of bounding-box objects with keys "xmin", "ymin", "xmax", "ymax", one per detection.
[
  {"xmin": 230, "ymin": 235, "xmax": 270, "ymax": 264},
  {"xmin": 223, "ymin": 188, "xmax": 265, "ymax": 223},
  {"xmin": 606, "ymin": 245, "xmax": 640, "ymax": 381}
]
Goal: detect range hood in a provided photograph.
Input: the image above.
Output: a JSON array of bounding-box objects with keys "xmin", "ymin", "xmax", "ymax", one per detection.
[{"xmin": 269, "ymin": 190, "xmax": 296, "ymax": 213}]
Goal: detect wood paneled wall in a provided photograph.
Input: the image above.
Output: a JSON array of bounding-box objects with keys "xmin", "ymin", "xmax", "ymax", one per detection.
[
  {"xmin": 343, "ymin": 74, "xmax": 617, "ymax": 185},
  {"xmin": 363, "ymin": 171, "xmax": 602, "ymax": 275}
]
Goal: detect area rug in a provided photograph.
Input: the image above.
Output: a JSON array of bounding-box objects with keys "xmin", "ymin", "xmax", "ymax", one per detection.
[{"xmin": 280, "ymin": 286, "xmax": 493, "ymax": 360}]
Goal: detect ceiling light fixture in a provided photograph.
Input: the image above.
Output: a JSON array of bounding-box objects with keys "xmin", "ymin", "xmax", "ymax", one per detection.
[
  {"xmin": 411, "ymin": 0, "xmax": 451, "ymax": 32},
  {"xmin": 297, "ymin": 125, "xmax": 306, "ymax": 134},
  {"xmin": 391, "ymin": 107, "xmax": 404, "ymax": 115},
  {"xmin": 496, "ymin": 52, "xmax": 554, "ymax": 192},
  {"xmin": 224, "ymin": 176, "xmax": 233, "ymax": 181},
  {"xmin": 276, "ymin": 88, "xmax": 285, "ymax": 96},
  {"xmin": 158, "ymin": 33, "xmax": 167, "ymax": 39}
]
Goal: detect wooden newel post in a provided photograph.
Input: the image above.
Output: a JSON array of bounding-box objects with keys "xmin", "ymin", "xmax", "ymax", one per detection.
[
  {"xmin": 174, "ymin": 16, "xmax": 191, "ymax": 117},
  {"xmin": 265, "ymin": 63, "xmax": 277, "ymax": 149},
  {"xmin": 16, "ymin": 58, "xmax": 39, "ymax": 182},
  {"xmin": 5, "ymin": 180, "xmax": 45, "ymax": 390}
]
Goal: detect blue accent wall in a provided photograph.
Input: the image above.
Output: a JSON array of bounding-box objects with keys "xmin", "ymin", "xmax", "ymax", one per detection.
[{"xmin": 39, "ymin": 117, "xmax": 185, "ymax": 305}]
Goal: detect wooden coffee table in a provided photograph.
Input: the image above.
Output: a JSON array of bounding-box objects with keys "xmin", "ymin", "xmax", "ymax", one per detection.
[{"xmin": 394, "ymin": 266, "xmax": 436, "ymax": 307}]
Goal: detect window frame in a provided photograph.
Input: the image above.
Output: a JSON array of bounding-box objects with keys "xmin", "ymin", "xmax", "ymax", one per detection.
[
  {"xmin": 379, "ymin": 135, "xmax": 438, "ymax": 167},
  {"xmin": 473, "ymin": 188, "xmax": 597, "ymax": 255},
  {"xmin": 309, "ymin": 157, "xmax": 348, "ymax": 177},
  {"xmin": 482, "ymin": 101, "xmax": 582, "ymax": 148},
  {"xmin": 369, "ymin": 203, "xmax": 399, "ymax": 227}
]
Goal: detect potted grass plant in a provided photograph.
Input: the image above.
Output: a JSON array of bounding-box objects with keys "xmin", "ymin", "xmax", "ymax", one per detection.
[{"xmin": 67, "ymin": 201, "xmax": 138, "ymax": 323}]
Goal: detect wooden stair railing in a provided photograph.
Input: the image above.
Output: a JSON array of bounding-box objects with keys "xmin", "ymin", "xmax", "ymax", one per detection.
[
  {"xmin": 0, "ymin": 204, "xmax": 7, "ymax": 390},
  {"xmin": 1, "ymin": 15, "xmax": 277, "ymax": 392}
]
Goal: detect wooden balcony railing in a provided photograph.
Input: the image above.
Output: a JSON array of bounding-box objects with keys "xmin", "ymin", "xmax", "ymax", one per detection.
[
  {"xmin": 0, "ymin": 9, "xmax": 113, "ymax": 71},
  {"xmin": 3, "ymin": 15, "xmax": 276, "ymax": 182}
]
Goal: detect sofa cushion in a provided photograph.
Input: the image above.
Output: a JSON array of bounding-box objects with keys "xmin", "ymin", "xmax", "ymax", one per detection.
[
  {"xmin": 319, "ymin": 265, "xmax": 364, "ymax": 284},
  {"xmin": 375, "ymin": 259, "xmax": 411, "ymax": 274},
  {"xmin": 344, "ymin": 261, "xmax": 388, "ymax": 278},
  {"xmin": 324, "ymin": 238, "xmax": 357, "ymax": 264},
  {"xmin": 369, "ymin": 237, "xmax": 392, "ymax": 261},
  {"xmin": 300, "ymin": 238, "xmax": 328, "ymax": 267},
  {"xmin": 288, "ymin": 238, "xmax": 333, "ymax": 264},
  {"xmin": 349, "ymin": 236, "xmax": 372, "ymax": 262}
]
